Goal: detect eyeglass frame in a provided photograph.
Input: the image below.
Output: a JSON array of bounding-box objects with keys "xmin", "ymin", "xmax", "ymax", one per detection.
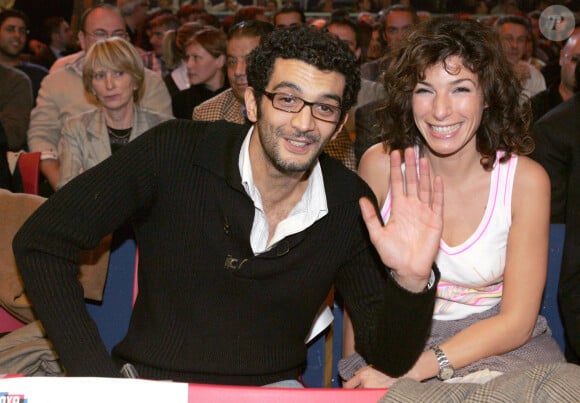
[
  {"xmin": 257, "ymin": 90, "xmax": 344, "ymax": 124},
  {"xmin": 83, "ymin": 29, "xmax": 129, "ymax": 41}
]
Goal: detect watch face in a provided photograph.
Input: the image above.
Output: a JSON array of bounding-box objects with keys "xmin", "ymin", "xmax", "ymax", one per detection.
[{"xmin": 440, "ymin": 366, "xmax": 454, "ymax": 380}]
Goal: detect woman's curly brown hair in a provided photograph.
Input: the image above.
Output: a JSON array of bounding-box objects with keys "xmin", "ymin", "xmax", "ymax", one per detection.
[{"xmin": 380, "ymin": 17, "xmax": 533, "ymax": 169}]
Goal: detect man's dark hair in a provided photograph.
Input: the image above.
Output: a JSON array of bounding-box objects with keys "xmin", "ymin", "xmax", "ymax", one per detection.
[
  {"xmin": 247, "ymin": 24, "xmax": 360, "ymax": 114},
  {"xmin": 272, "ymin": 5, "xmax": 306, "ymax": 25},
  {"xmin": 0, "ymin": 9, "xmax": 29, "ymax": 29},
  {"xmin": 227, "ymin": 19, "xmax": 274, "ymax": 41},
  {"xmin": 148, "ymin": 13, "xmax": 180, "ymax": 31},
  {"xmin": 494, "ymin": 14, "xmax": 532, "ymax": 37},
  {"xmin": 233, "ymin": 6, "xmax": 266, "ymax": 25}
]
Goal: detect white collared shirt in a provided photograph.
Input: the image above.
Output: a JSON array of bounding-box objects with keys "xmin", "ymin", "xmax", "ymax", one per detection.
[{"xmin": 239, "ymin": 127, "xmax": 329, "ymax": 254}]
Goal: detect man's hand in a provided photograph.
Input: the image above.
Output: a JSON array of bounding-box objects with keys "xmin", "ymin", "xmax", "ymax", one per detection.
[{"xmin": 360, "ymin": 147, "xmax": 443, "ymax": 292}]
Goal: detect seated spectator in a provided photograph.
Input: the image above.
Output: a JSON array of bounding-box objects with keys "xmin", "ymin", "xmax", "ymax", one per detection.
[
  {"xmin": 27, "ymin": 3, "xmax": 172, "ymax": 192},
  {"xmin": 0, "ymin": 64, "xmax": 32, "ymax": 152},
  {"xmin": 0, "ymin": 9, "xmax": 48, "ymax": 104},
  {"xmin": 495, "ymin": 15, "xmax": 546, "ymax": 99},
  {"xmin": 58, "ymin": 37, "xmax": 172, "ymax": 189},
  {"xmin": 117, "ymin": 0, "xmax": 150, "ymax": 45},
  {"xmin": 360, "ymin": 5, "xmax": 419, "ymax": 82},
  {"xmin": 272, "ymin": 5, "xmax": 305, "ymax": 26},
  {"xmin": 162, "ymin": 21, "xmax": 207, "ymax": 98},
  {"xmin": 531, "ymin": 62, "xmax": 580, "ymax": 365},
  {"xmin": 141, "ymin": 13, "xmax": 180, "ymax": 77},
  {"xmin": 322, "ymin": 17, "xmax": 385, "ymax": 171},
  {"xmin": 30, "ymin": 16, "xmax": 76, "ymax": 70},
  {"xmin": 193, "ymin": 20, "xmax": 273, "ymax": 124},
  {"xmin": 531, "ymin": 28, "xmax": 580, "ymax": 122},
  {"xmin": 341, "ymin": 17, "xmax": 564, "ymax": 387},
  {"xmin": 233, "ymin": 6, "xmax": 268, "ymax": 25},
  {"xmin": 171, "ymin": 26, "xmax": 228, "ymax": 119}
]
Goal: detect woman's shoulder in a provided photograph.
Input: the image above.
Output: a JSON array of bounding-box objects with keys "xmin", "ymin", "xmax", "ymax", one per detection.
[
  {"xmin": 513, "ymin": 155, "xmax": 550, "ymax": 192},
  {"xmin": 62, "ymin": 108, "xmax": 101, "ymax": 131},
  {"xmin": 136, "ymin": 105, "xmax": 174, "ymax": 122},
  {"xmin": 511, "ymin": 155, "xmax": 550, "ymax": 215}
]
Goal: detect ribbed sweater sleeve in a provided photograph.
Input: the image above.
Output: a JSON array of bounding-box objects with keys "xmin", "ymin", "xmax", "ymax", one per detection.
[{"xmin": 13, "ymin": 120, "xmax": 193, "ymax": 376}]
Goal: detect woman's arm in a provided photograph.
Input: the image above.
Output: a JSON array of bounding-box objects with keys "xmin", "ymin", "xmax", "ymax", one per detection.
[
  {"xmin": 348, "ymin": 156, "xmax": 551, "ymax": 386},
  {"xmin": 57, "ymin": 119, "xmax": 85, "ymax": 189}
]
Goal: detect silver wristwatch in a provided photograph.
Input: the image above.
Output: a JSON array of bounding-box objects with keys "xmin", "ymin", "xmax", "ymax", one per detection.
[{"xmin": 432, "ymin": 345, "xmax": 454, "ymax": 380}]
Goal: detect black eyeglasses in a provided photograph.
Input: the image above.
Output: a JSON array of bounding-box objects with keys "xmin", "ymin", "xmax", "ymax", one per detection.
[{"xmin": 260, "ymin": 91, "xmax": 342, "ymax": 124}]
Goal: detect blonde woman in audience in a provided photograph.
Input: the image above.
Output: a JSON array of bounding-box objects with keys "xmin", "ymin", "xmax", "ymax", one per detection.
[
  {"xmin": 341, "ymin": 17, "xmax": 564, "ymax": 387},
  {"xmin": 58, "ymin": 37, "xmax": 173, "ymax": 189}
]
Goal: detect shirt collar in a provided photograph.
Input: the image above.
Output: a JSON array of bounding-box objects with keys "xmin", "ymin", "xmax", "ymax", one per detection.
[{"xmin": 238, "ymin": 126, "xmax": 329, "ymax": 251}]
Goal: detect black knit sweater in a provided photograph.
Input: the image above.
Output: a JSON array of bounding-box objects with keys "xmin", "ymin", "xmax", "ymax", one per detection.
[{"xmin": 14, "ymin": 119, "xmax": 437, "ymax": 385}]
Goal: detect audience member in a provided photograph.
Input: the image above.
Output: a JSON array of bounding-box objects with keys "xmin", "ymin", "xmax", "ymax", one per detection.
[
  {"xmin": 193, "ymin": 20, "xmax": 273, "ymax": 124},
  {"xmin": 0, "ymin": 9, "xmax": 49, "ymax": 104},
  {"xmin": 58, "ymin": 37, "xmax": 173, "ymax": 189},
  {"xmin": 30, "ymin": 16, "xmax": 75, "ymax": 70},
  {"xmin": 14, "ymin": 24, "xmax": 441, "ymax": 385},
  {"xmin": 162, "ymin": 22, "xmax": 207, "ymax": 98},
  {"xmin": 0, "ymin": 63, "xmax": 32, "ymax": 151},
  {"xmin": 495, "ymin": 15, "xmax": 546, "ymax": 99},
  {"xmin": 171, "ymin": 26, "xmax": 228, "ymax": 119},
  {"xmin": 27, "ymin": 3, "xmax": 172, "ymax": 191},
  {"xmin": 233, "ymin": 6, "xmax": 269, "ymax": 24},
  {"xmin": 117, "ymin": 0, "xmax": 150, "ymax": 44},
  {"xmin": 531, "ymin": 28, "xmax": 580, "ymax": 122},
  {"xmin": 341, "ymin": 17, "xmax": 564, "ymax": 387},
  {"xmin": 323, "ymin": 17, "xmax": 385, "ymax": 171},
  {"xmin": 202, "ymin": 0, "xmax": 241, "ymax": 13},
  {"xmin": 272, "ymin": 5, "xmax": 305, "ymax": 26},
  {"xmin": 530, "ymin": 62, "xmax": 580, "ymax": 365},
  {"xmin": 360, "ymin": 4, "xmax": 418, "ymax": 82},
  {"xmin": 142, "ymin": 13, "xmax": 180, "ymax": 76},
  {"xmin": 176, "ymin": 4, "xmax": 205, "ymax": 24}
]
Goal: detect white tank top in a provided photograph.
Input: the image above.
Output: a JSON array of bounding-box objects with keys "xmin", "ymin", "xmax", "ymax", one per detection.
[{"xmin": 381, "ymin": 151, "xmax": 518, "ymax": 320}]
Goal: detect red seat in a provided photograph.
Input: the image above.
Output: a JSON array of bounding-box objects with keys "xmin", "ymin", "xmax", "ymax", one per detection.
[
  {"xmin": 187, "ymin": 383, "xmax": 387, "ymax": 403},
  {"xmin": 0, "ymin": 306, "xmax": 26, "ymax": 334},
  {"xmin": 17, "ymin": 152, "xmax": 41, "ymax": 194}
]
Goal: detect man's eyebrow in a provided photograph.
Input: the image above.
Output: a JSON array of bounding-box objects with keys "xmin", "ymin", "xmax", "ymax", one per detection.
[{"xmin": 271, "ymin": 81, "xmax": 342, "ymax": 104}]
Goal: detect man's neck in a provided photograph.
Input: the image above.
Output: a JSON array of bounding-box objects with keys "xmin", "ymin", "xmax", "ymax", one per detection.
[{"xmin": 248, "ymin": 130, "xmax": 312, "ymax": 240}]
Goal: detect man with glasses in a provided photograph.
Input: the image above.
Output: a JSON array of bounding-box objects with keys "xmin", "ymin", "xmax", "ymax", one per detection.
[
  {"xmin": 15, "ymin": 25, "xmax": 441, "ymax": 385},
  {"xmin": 531, "ymin": 28, "xmax": 580, "ymax": 122},
  {"xmin": 27, "ymin": 3, "xmax": 172, "ymax": 193},
  {"xmin": 0, "ymin": 9, "xmax": 48, "ymax": 106},
  {"xmin": 495, "ymin": 15, "xmax": 546, "ymax": 99}
]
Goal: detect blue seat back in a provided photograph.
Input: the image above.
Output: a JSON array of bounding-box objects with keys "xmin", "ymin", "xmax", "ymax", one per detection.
[
  {"xmin": 86, "ymin": 238, "xmax": 137, "ymax": 353},
  {"xmin": 540, "ymin": 224, "xmax": 566, "ymax": 351}
]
